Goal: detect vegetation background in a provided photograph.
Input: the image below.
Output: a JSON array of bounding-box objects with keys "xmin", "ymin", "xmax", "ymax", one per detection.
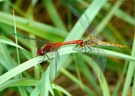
[{"xmin": 0, "ymin": 0, "xmax": 134, "ymax": 96}]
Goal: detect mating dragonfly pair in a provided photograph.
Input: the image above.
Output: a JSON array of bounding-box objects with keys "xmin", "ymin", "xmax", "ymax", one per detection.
[
  {"xmin": 37, "ymin": 36, "xmax": 125, "ymax": 80},
  {"xmin": 37, "ymin": 36, "xmax": 125, "ymax": 57}
]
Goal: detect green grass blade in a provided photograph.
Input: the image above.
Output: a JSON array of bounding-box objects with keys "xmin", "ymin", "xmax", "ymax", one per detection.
[
  {"xmin": 0, "ymin": 36, "xmax": 24, "ymax": 50},
  {"xmin": 122, "ymin": 34, "xmax": 135, "ymax": 96},
  {"xmin": 61, "ymin": 69, "xmax": 96, "ymax": 96},
  {"xmin": 105, "ymin": 3, "xmax": 135, "ymax": 26},
  {"xmin": 0, "ymin": 12, "xmax": 67, "ymax": 41},
  {"xmin": 52, "ymin": 84, "xmax": 72, "ymax": 96},
  {"xmin": 43, "ymin": 0, "xmax": 66, "ymax": 30},
  {"xmin": 91, "ymin": 0, "xmax": 124, "ymax": 36}
]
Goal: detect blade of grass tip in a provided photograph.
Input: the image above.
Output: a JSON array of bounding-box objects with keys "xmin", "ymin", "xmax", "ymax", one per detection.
[
  {"xmin": 0, "ymin": 36, "xmax": 24, "ymax": 50},
  {"xmin": 91, "ymin": 0, "xmax": 124, "ymax": 36},
  {"xmin": 122, "ymin": 34, "xmax": 135, "ymax": 96},
  {"xmin": 52, "ymin": 84, "xmax": 72, "ymax": 96}
]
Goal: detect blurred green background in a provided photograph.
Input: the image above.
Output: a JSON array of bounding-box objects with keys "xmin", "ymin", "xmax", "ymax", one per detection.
[{"xmin": 0, "ymin": 0, "xmax": 134, "ymax": 96}]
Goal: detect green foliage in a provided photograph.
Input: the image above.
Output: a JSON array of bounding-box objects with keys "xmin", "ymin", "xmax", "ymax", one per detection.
[{"xmin": 0, "ymin": 0, "xmax": 134, "ymax": 96}]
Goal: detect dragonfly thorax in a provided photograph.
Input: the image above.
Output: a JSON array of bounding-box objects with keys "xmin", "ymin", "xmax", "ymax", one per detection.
[
  {"xmin": 44, "ymin": 42, "xmax": 55, "ymax": 52},
  {"xmin": 84, "ymin": 38, "xmax": 99, "ymax": 47}
]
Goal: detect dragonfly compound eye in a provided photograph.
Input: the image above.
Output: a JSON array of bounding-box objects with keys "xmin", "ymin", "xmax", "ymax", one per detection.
[{"xmin": 37, "ymin": 48, "xmax": 45, "ymax": 56}]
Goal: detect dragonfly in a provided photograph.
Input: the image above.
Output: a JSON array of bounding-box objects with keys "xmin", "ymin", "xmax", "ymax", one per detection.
[
  {"xmin": 32, "ymin": 39, "xmax": 83, "ymax": 79},
  {"xmin": 37, "ymin": 36, "xmax": 125, "ymax": 60},
  {"xmin": 37, "ymin": 40, "xmax": 83, "ymax": 56},
  {"xmin": 83, "ymin": 36, "xmax": 125, "ymax": 48},
  {"xmin": 36, "ymin": 35, "xmax": 125, "ymax": 81}
]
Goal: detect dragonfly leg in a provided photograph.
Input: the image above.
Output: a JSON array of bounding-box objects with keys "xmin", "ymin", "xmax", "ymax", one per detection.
[
  {"xmin": 54, "ymin": 51, "xmax": 58, "ymax": 81},
  {"xmin": 72, "ymin": 45, "xmax": 78, "ymax": 50},
  {"xmin": 72, "ymin": 45, "xmax": 83, "ymax": 52},
  {"xmin": 43, "ymin": 48, "xmax": 50, "ymax": 60},
  {"xmin": 72, "ymin": 45, "xmax": 86, "ymax": 56},
  {"xmin": 39, "ymin": 53, "xmax": 51, "ymax": 64},
  {"xmin": 88, "ymin": 47, "xmax": 92, "ymax": 52},
  {"xmin": 45, "ymin": 54, "xmax": 50, "ymax": 60},
  {"xmin": 56, "ymin": 50, "xmax": 60, "ymax": 60}
]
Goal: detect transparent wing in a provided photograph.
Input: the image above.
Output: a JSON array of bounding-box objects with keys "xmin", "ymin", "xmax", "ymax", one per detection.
[
  {"xmin": 93, "ymin": 47, "xmax": 106, "ymax": 72},
  {"xmin": 83, "ymin": 13, "xmax": 95, "ymax": 36},
  {"xmin": 68, "ymin": 4, "xmax": 88, "ymax": 31},
  {"xmin": 68, "ymin": 4, "xmax": 96, "ymax": 36},
  {"xmin": 95, "ymin": 47, "xmax": 107, "ymax": 82},
  {"xmin": 10, "ymin": 32, "xmax": 46, "ymax": 47}
]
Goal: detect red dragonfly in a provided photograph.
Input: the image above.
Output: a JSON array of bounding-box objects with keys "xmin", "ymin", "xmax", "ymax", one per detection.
[
  {"xmin": 36, "ymin": 39, "xmax": 84, "ymax": 79},
  {"xmin": 37, "ymin": 36, "xmax": 125, "ymax": 56},
  {"xmin": 36, "ymin": 40, "xmax": 83, "ymax": 56}
]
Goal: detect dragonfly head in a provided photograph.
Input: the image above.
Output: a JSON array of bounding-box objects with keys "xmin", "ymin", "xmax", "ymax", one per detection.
[{"xmin": 37, "ymin": 48, "xmax": 45, "ymax": 56}]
